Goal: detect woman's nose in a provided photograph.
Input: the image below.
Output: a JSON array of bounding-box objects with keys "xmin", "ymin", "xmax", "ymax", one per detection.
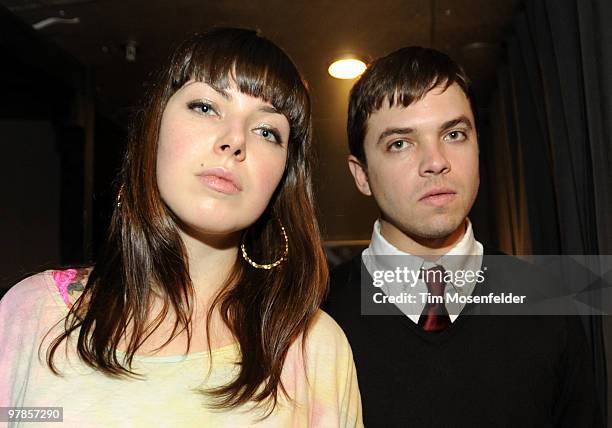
[{"xmin": 214, "ymin": 122, "xmax": 247, "ymax": 161}]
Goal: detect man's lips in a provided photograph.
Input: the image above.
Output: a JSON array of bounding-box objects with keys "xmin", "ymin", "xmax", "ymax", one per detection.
[
  {"xmin": 419, "ymin": 188, "xmax": 457, "ymax": 206},
  {"xmin": 198, "ymin": 167, "xmax": 242, "ymax": 194}
]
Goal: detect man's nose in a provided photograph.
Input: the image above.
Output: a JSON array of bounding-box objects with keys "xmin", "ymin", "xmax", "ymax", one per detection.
[{"xmin": 419, "ymin": 141, "xmax": 451, "ymax": 176}]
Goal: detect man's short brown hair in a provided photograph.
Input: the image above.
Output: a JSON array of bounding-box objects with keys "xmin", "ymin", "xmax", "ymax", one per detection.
[{"xmin": 347, "ymin": 46, "xmax": 475, "ymax": 163}]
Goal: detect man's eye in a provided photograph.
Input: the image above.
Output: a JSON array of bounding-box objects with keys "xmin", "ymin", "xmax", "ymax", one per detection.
[
  {"xmin": 388, "ymin": 140, "xmax": 410, "ymax": 151},
  {"xmin": 445, "ymin": 130, "xmax": 467, "ymax": 141}
]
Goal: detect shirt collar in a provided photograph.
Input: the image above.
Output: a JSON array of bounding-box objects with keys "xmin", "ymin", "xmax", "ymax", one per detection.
[
  {"xmin": 364, "ymin": 218, "xmax": 482, "ymax": 267},
  {"xmin": 362, "ymin": 218, "xmax": 484, "ymax": 323}
]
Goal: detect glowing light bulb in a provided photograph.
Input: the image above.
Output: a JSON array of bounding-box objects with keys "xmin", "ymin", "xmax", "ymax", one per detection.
[{"xmin": 328, "ymin": 58, "xmax": 367, "ymax": 79}]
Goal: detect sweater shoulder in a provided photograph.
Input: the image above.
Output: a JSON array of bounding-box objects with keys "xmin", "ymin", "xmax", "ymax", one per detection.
[
  {"xmin": 0, "ymin": 271, "xmax": 61, "ymax": 316},
  {"xmin": 307, "ymin": 310, "xmax": 350, "ymax": 346},
  {"xmin": 1, "ymin": 267, "xmax": 91, "ymax": 322}
]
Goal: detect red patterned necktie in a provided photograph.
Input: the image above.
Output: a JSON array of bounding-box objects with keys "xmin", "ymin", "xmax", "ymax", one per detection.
[{"xmin": 418, "ymin": 266, "xmax": 451, "ymax": 332}]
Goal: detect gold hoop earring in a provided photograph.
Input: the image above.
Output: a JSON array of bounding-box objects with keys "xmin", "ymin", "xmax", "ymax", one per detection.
[
  {"xmin": 116, "ymin": 184, "xmax": 124, "ymax": 208},
  {"xmin": 241, "ymin": 221, "xmax": 289, "ymax": 270}
]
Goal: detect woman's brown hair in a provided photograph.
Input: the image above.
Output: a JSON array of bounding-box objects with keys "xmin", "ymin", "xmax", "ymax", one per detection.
[{"xmin": 45, "ymin": 27, "xmax": 328, "ymax": 413}]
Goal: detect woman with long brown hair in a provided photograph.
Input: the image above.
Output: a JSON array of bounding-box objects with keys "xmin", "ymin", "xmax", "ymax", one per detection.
[{"xmin": 0, "ymin": 28, "xmax": 362, "ymax": 426}]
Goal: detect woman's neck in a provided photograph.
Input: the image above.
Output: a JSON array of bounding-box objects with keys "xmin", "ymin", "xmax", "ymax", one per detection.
[
  {"xmin": 178, "ymin": 228, "xmax": 240, "ymax": 304},
  {"xmin": 124, "ymin": 228, "xmax": 241, "ymax": 356}
]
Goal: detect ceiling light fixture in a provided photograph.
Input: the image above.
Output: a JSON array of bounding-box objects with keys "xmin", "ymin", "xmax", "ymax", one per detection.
[{"xmin": 328, "ymin": 58, "xmax": 367, "ymax": 79}]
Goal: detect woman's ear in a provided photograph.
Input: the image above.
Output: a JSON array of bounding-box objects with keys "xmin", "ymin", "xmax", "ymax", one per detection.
[{"xmin": 347, "ymin": 155, "xmax": 372, "ymax": 196}]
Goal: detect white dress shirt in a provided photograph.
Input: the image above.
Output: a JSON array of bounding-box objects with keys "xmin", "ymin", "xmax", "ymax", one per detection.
[{"xmin": 362, "ymin": 219, "xmax": 484, "ymax": 323}]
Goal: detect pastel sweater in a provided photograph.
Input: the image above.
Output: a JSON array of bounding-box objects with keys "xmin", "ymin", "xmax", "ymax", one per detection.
[{"xmin": 0, "ymin": 270, "xmax": 363, "ymax": 427}]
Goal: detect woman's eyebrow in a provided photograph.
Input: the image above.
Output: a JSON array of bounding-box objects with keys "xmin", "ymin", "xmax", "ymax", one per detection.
[
  {"xmin": 259, "ymin": 105, "xmax": 280, "ymax": 114},
  {"xmin": 183, "ymin": 81, "xmax": 232, "ymax": 100},
  {"xmin": 212, "ymin": 86, "xmax": 231, "ymax": 100}
]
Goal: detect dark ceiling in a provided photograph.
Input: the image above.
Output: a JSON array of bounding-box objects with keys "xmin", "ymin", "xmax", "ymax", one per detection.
[{"xmin": 3, "ymin": 0, "xmax": 520, "ymax": 241}]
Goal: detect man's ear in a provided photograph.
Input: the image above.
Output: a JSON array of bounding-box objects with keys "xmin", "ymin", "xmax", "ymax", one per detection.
[{"xmin": 348, "ymin": 155, "xmax": 372, "ymax": 196}]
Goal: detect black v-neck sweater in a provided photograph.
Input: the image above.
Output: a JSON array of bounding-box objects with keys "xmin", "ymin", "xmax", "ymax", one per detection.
[{"xmin": 323, "ymin": 251, "xmax": 602, "ymax": 427}]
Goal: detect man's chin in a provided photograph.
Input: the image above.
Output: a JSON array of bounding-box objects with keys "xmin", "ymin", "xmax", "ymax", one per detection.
[{"xmin": 411, "ymin": 219, "xmax": 466, "ymax": 241}]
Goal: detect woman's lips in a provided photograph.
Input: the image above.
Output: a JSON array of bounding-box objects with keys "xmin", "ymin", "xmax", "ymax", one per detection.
[
  {"xmin": 198, "ymin": 167, "xmax": 241, "ymax": 194},
  {"xmin": 200, "ymin": 175, "xmax": 240, "ymax": 194}
]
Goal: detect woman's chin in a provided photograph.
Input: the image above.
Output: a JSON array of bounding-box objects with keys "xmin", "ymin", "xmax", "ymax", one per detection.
[{"xmin": 178, "ymin": 220, "xmax": 244, "ymax": 244}]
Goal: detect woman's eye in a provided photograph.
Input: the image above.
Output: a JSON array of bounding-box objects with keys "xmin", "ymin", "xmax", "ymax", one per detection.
[
  {"xmin": 254, "ymin": 127, "xmax": 282, "ymax": 144},
  {"xmin": 188, "ymin": 101, "xmax": 217, "ymax": 116},
  {"xmin": 445, "ymin": 130, "xmax": 467, "ymax": 142}
]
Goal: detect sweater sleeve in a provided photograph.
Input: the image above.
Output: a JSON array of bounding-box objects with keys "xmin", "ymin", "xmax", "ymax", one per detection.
[
  {"xmin": 0, "ymin": 272, "xmax": 61, "ymax": 408},
  {"xmin": 553, "ymin": 315, "xmax": 604, "ymax": 427},
  {"xmin": 300, "ymin": 310, "xmax": 364, "ymax": 428}
]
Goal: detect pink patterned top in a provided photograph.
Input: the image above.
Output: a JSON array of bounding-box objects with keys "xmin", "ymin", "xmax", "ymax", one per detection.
[{"xmin": 0, "ymin": 270, "xmax": 363, "ymax": 427}]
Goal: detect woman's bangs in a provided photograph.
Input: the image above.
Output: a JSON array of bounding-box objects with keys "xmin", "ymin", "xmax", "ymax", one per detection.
[{"xmin": 175, "ymin": 38, "xmax": 307, "ymax": 132}]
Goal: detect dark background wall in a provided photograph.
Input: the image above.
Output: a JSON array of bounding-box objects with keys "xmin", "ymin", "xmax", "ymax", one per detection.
[{"xmin": 0, "ymin": 121, "xmax": 60, "ymax": 285}]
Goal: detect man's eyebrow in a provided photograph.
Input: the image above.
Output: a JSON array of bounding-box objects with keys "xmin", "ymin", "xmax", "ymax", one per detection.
[
  {"xmin": 377, "ymin": 127, "xmax": 415, "ymax": 145},
  {"xmin": 439, "ymin": 115, "xmax": 474, "ymax": 132}
]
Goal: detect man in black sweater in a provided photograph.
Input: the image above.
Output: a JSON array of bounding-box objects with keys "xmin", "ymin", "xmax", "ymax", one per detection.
[{"xmin": 324, "ymin": 46, "xmax": 602, "ymax": 427}]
